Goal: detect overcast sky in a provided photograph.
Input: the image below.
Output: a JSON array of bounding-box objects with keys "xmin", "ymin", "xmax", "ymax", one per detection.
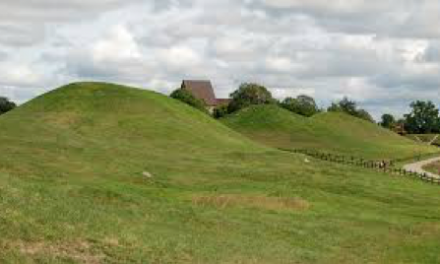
[{"xmin": 0, "ymin": 0, "xmax": 439, "ymax": 119}]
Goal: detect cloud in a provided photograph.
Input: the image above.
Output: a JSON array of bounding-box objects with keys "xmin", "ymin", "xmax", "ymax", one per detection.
[
  {"xmin": 64, "ymin": 25, "xmax": 147, "ymax": 82},
  {"xmin": 0, "ymin": 0, "xmax": 142, "ymax": 47},
  {"xmin": 253, "ymin": 0, "xmax": 440, "ymax": 39},
  {"xmin": 92, "ymin": 25, "xmax": 142, "ymax": 62},
  {"xmin": 422, "ymin": 42, "xmax": 440, "ymax": 62},
  {"xmin": 0, "ymin": 0, "xmax": 438, "ymax": 120}
]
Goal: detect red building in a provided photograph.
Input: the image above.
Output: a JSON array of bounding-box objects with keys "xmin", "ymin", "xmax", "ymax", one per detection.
[{"xmin": 181, "ymin": 80, "xmax": 231, "ymax": 112}]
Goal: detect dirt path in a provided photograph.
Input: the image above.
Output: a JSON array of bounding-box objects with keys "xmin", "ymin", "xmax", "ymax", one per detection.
[{"xmin": 403, "ymin": 156, "xmax": 440, "ymax": 179}]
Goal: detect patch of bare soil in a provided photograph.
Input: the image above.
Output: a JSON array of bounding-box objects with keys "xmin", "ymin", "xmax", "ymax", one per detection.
[
  {"xmin": 14, "ymin": 240, "xmax": 105, "ymax": 264},
  {"xmin": 192, "ymin": 194, "xmax": 310, "ymax": 211}
]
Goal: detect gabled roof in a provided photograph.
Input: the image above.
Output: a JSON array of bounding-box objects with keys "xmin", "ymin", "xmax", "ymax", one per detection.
[{"xmin": 181, "ymin": 80, "xmax": 217, "ymax": 106}]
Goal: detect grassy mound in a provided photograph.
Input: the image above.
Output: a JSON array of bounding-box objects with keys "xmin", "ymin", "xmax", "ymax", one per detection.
[
  {"xmin": 222, "ymin": 105, "xmax": 437, "ymax": 159},
  {"xmin": 1, "ymin": 83, "xmax": 440, "ymax": 263}
]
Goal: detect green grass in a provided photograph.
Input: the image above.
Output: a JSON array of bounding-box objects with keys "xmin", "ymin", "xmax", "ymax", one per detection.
[
  {"xmin": 407, "ymin": 134, "xmax": 440, "ymax": 146},
  {"xmin": 1, "ymin": 83, "xmax": 440, "ymax": 263},
  {"xmin": 222, "ymin": 105, "xmax": 437, "ymax": 160}
]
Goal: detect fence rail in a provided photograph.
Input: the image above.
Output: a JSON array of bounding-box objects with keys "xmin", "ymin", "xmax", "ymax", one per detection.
[{"xmin": 282, "ymin": 148, "xmax": 440, "ymax": 185}]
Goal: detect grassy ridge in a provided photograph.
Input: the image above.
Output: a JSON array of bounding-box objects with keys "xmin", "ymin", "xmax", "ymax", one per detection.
[
  {"xmin": 222, "ymin": 105, "xmax": 437, "ymax": 159},
  {"xmin": 1, "ymin": 83, "xmax": 440, "ymax": 263}
]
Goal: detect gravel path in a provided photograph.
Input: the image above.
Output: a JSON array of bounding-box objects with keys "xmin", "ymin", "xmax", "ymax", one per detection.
[{"xmin": 403, "ymin": 156, "xmax": 440, "ymax": 179}]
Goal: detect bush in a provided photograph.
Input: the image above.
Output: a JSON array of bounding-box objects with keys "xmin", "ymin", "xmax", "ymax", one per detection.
[
  {"xmin": 0, "ymin": 97, "xmax": 16, "ymax": 115},
  {"xmin": 228, "ymin": 83, "xmax": 275, "ymax": 113},
  {"xmin": 328, "ymin": 97, "xmax": 374, "ymax": 122},
  {"xmin": 213, "ymin": 105, "xmax": 229, "ymax": 119},
  {"xmin": 170, "ymin": 89, "xmax": 208, "ymax": 114},
  {"xmin": 280, "ymin": 95, "xmax": 320, "ymax": 117}
]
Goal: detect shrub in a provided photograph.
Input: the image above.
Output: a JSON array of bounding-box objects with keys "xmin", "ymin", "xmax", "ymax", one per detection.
[
  {"xmin": 280, "ymin": 95, "xmax": 320, "ymax": 117},
  {"xmin": 0, "ymin": 97, "xmax": 16, "ymax": 115},
  {"xmin": 170, "ymin": 89, "xmax": 208, "ymax": 114},
  {"xmin": 213, "ymin": 105, "xmax": 229, "ymax": 119},
  {"xmin": 228, "ymin": 83, "xmax": 275, "ymax": 113},
  {"xmin": 328, "ymin": 97, "xmax": 374, "ymax": 122}
]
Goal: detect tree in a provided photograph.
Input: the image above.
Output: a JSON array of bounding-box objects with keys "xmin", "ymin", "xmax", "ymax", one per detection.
[
  {"xmin": 228, "ymin": 83, "xmax": 275, "ymax": 113},
  {"xmin": 357, "ymin": 109, "xmax": 375, "ymax": 123},
  {"xmin": 0, "ymin": 97, "xmax": 16, "ymax": 115},
  {"xmin": 280, "ymin": 95, "xmax": 320, "ymax": 117},
  {"xmin": 328, "ymin": 97, "xmax": 357, "ymax": 116},
  {"xmin": 404, "ymin": 101, "xmax": 440, "ymax": 134},
  {"xmin": 170, "ymin": 88, "xmax": 208, "ymax": 114},
  {"xmin": 328, "ymin": 97, "xmax": 374, "ymax": 122},
  {"xmin": 380, "ymin": 114, "xmax": 396, "ymax": 129}
]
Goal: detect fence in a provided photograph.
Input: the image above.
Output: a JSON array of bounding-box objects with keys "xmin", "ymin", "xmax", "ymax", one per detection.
[{"xmin": 282, "ymin": 148, "xmax": 440, "ymax": 185}]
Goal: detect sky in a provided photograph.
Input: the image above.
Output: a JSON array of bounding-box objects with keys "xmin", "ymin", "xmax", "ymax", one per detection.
[{"xmin": 0, "ymin": 0, "xmax": 439, "ymax": 119}]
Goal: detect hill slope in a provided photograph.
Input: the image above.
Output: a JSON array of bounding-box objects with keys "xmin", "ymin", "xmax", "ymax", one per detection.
[
  {"xmin": 407, "ymin": 134, "xmax": 440, "ymax": 146},
  {"xmin": 222, "ymin": 105, "xmax": 437, "ymax": 159},
  {"xmin": 0, "ymin": 82, "xmax": 266, "ymax": 181},
  {"xmin": 1, "ymin": 83, "xmax": 440, "ymax": 263}
]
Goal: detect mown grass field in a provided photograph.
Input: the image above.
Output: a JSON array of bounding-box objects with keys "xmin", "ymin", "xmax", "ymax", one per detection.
[
  {"xmin": 1, "ymin": 83, "xmax": 440, "ymax": 263},
  {"xmin": 222, "ymin": 105, "xmax": 437, "ymax": 160}
]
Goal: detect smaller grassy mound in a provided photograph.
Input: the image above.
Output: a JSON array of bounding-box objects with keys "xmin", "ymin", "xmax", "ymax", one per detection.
[
  {"xmin": 222, "ymin": 105, "xmax": 437, "ymax": 160},
  {"xmin": 220, "ymin": 105, "xmax": 317, "ymax": 149}
]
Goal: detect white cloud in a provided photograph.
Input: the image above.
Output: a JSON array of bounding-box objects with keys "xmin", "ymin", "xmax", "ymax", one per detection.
[
  {"xmin": 0, "ymin": 64, "xmax": 42, "ymax": 87},
  {"xmin": 92, "ymin": 25, "xmax": 141, "ymax": 62},
  {"xmin": 157, "ymin": 46, "xmax": 203, "ymax": 70},
  {"xmin": 0, "ymin": 0, "xmax": 438, "ymax": 119}
]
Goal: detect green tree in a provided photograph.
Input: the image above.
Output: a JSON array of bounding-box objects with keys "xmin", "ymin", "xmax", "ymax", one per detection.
[
  {"xmin": 380, "ymin": 114, "xmax": 396, "ymax": 129},
  {"xmin": 404, "ymin": 101, "xmax": 439, "ymax": 134},
  {"xmin": 357, "ymin": 109, "xmax": 375, "ymax": 123},
  {"xmin": 170, "ymin": 89, "xmax": 208, "ymax": 114},
  {"xmin": 328, "ymin": 97, "xmax": 374, "ymax": 122},
  {"xmin": 228, "ymin": 83, "xmax": 275, "ymax": 113},
  {"xmin": 0, "ymin": 97, "xmax": 16, "ymax": 115},
  {"xmin": 328, "ymin": 97, "xmax": 357, "ymax": 116},
  {"xmin": 280, "ymin": 95, "xmax": 320, "ymax": 117}
]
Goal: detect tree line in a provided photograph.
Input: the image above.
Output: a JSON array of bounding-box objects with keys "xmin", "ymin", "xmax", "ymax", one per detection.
[
  {"xmin": 379, "ymin": 101, "xmax": 440, "ymax": 134},
  {"xmin": 171, "ymin": 82, "xmax": 440, "ymax": 135}
]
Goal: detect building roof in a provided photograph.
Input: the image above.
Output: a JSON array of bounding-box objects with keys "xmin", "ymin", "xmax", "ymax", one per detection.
[
  {"xmin": 216, "ymin": 98, "xmax": 232, "ymax": 106},
  {"xmin": 181, "ymin": 80, "xmax": 217, "ymax": 106}
]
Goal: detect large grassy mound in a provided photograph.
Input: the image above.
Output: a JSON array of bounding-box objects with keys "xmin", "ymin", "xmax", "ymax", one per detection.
[
  {"xmin": 222, "ymin": 105, "xmax": 437, "ymax": 159},
  {"xmin": 1, "ymin": 83, "xmax": 440, "ymax": 263}
]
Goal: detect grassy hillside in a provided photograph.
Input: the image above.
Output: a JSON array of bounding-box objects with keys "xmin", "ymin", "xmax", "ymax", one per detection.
[
  {"xmin": 407, "ymin": 134, "xmax": 440, "ymax": 146},
  {"xmin": 1, "ymin": 83, "xmax": 440, "ymax": 263},
  {"xmin": 222, "ymin": 105, "xmax": 437, "ymax": 160}
]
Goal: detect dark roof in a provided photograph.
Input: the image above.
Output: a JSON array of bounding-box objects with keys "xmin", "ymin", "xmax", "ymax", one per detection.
[
  {"xmin": 181, "ymin": 80, "xmax": 217, "ymax": 106},
  {"xmin": 216, "ymin": 98, "xmax": 232, "ymax": 106}
]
